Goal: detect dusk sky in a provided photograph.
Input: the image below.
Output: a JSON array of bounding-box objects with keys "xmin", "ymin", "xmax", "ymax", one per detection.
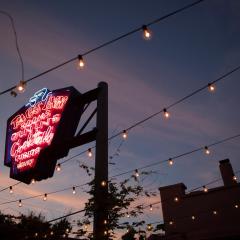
[{"xmin": 0, "ymin": 0, "xmax": 240, "ymax": 237}]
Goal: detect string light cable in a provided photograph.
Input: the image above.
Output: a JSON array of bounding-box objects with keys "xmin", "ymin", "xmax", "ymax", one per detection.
[
  {"xmin": 0, "ymin": 0, "xmax": 206, "ymax": 96},
  {"xmin": 0, "ymin": 10, "xmax": 25, "ymax": 91}
]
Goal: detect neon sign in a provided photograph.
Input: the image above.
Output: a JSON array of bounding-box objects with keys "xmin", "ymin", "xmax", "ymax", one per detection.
[{"xmin": 5, "ymin": 87, "xmax": 82, "ymax": 184}]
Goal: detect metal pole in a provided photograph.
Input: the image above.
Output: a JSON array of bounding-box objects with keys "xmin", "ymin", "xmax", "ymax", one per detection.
[{"xmin": 93, "ymin": 82, "xmax": 108, "ymax": 239}]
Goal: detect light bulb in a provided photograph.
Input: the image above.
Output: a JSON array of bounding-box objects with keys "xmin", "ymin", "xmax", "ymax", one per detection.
[
  {"xmin": 31, "ymin": 179, "xmax": 35, "ymax": 184},
  {"xmin": 104, "ymin": 220, "xmax": 107, "ymax": 224},
  {"xmin": 142, "ymin": 25, "xmax": 152, "ymax": 40},
  {"xmin": 233, "ymin": 175, "xmax": 237, "ymax": 181},
  {"xmin": 208, "ymin": 83, "xmax": 215, "ymax": 92},
  {"xmin": 174, "ymin": 197, "xmax": 179, "ymax": 202},
  {"xmin": 78, "ymin": 55, "xmax": 85, "ymax": 69},
  {"xmin": 87, "ymin": 148, "xmax": 93, "ymax": 157},
  {"xmin": 56, "ymin": 163, "xmax": 61, "ymax": 172},
  {"xmin": 122, "ymin": 130, "xmax": 128, "ymax": 139},
  {"xmin": 50, "ymin": 231, "xmax": 54, "ymax": 236},
  {"xmin": 72, "ymin": 187, "xmax": 76, "ymax": 194},
  {"xmin": 134, "ymin": 169, "xmax": 139, "ymax": 177},
  {"xmin": 84, "ymin": 224, "xmax": 88, "ymax": 230},
  {"xmin": 19, "ymin": 200, "xmax": 22, "ymax": 207},
  {"xmin": 127, "ymin": 213, "xmax": 130, "ymax": 218},
  {"xmin": 16, "ymin": 80, "xmax": 26, "ymax": 93},
  {"xmin": 43, "ymin": 193, "xmax": 47, "ymax": 201},
  {"xmin": 204, "ymin": 146, "xmax": 210, "ymax": 155},
  {"xmin": 169, "ymin": 221, "xmax": 174, "ymax": 225},
  {"xmin": 104, "ymin": 230, "xmax": 108, "ymax": 236},
  {"xmin": 9, "ymin": 186, "xmax": 13, "ymax": 194},
  {"xmin": 66, "ymin": 228, "xmax": 69, "ymax": 233},
  {"xmin": 101, "ymin": 180, "xmax": 107, "ymax": 187},
  {"xmin": 147, "ymin": 224, "xmax": 152, "ymax": 231},
  {"xmin": 203, "ymin": 185, "xmax": 208, "ymax": 192},
  {"xmin": 150, "ymin": 204, "xmax": 153, "ymax": 211},
  {"xmin": 35, "ymin": 233, "xmax": 38, "ymax": 237},
  {"xmin": 163, "ymin": 108, "xmax": 170, "ymax": 119},
  {"xmin": 168, "ymin": 158, "xmax": 173, "ymax": 166},
  {"xmin": 235, "ymin": 204, "xmax": 239, "ymax": 209},
  {"xmin": 213, "ymin": 210, "xmax": 217, "ymax": 215},
  {"xmin": 191, "ymin": 215, "xmax": 195, "ymax": 220}
]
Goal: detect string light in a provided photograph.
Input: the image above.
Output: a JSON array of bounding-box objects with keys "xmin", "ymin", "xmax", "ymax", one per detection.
[
  {"xmin": 127, "ymin": 213, "xmax": 130, "ymax": 218},
  {"xmin": 122, "ymin": 130, "xmax": 128, "ymax": 139},
  {"xmin": 104, "ymin": 220, "xmax": 107, "ymax": 224},
  {"xmin": 18, "ymin": 199, "xmax": 22, "ymax": 207},
  {"xmin": 142, "ymin": 25, "xmax": 152, "ymax": 40},
  {"xmin": 84, "ymin": 224, "xmax": 88, "ymax": 231},
  {"xmin": 163, "ymin": 108, "xmax": 170, "ymax": 119},
  {"xmin": 150, "ymin": 204, "xmax": 153, "ymax": 211},
  {"xmin": 87, "ymin": 148, "xmax": 93, "ymax": 157},
  {"xmin": 147, "ymin": 224, "xmax": 153, "ymax": 231},
  {"xmin": 56, "ymin": 163, "xmax": 61, "ymax": 172},
  {"xmin": 31, "ymin": 179, "xmax": 35, "ymax": 184},
  {"xmin": 203, "ymin": 185, "xmax": 208, "ymax": 192},
  {"xmin": 168, "ymin": 158, "xmax": 174, "ymax": 166},
  {"xmin": 66, "ymin": 228, "xmax": 69, "ymax": 233},
  {"xmin": 72, "ymin": 186, "xmax": 76, "ymax": 194},
  {"xmin": 50, "ymin": 231, "xmax": 54, "ymax": 236},
  {"xmin": 204, "ymin": 146, "xmax": 210, "ymax": 155},
  {"xmin": 134, "ymin": 169, "xmax": 140, "ymax": 177},
  {"xmin": 169, "ymin": 221, "xmax": 174, "ymax": 225},
  {"xmin": 174, "ymin": 197, "xmax": 179, "ymax": 202},
  {"xmin": 213, "ymin": 210, "xmax": 217, "ymax": 215},
  {"xmin": 208, "ymin": 83, "xmax": 215, "ymax": 92},
  {"xmin": 104, "ymin": 230, "xmax": 108, "ymax": 236},
  {"xmin": 9, "ymin": 186, "xmax": 13, "ymax": 194},
  {"xmin": 101, "ymin": 180, "xmax": 107, "ymax": 187},
  {"xmin": 191, "ymin": 215, "xmax": 196, "ymax": 220},
  {"xmin": 78, "ymin": 55, "xmax": 85, "ymax": 69},
  {"xmin": 34, "ymin": 233, "xmax": 38, "ymax": 237},
  {"xmin": 235, "ymin": 204, "xmax": 239, "ymax": 209},
  {"xmin": 16, "ymin": 80, "xmax": 26, "ymax": 93},
  {"xmin": 233, "ymin": 175, "xmax": 237, "ymax": 181},
  {"xmin": 43, "ymin": 193, "xmax": 47, "ymax": 201}
]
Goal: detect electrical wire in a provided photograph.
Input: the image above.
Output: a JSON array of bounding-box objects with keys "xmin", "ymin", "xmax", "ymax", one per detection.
[{"xmin": 0, "ymin": 0, "xmax": 205, "ymax": 95}]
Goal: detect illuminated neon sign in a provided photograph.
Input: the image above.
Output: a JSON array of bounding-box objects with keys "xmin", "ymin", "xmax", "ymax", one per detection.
[{"xmin": 5, "ymin": 87, "xmax": 82, "ymax": 184}]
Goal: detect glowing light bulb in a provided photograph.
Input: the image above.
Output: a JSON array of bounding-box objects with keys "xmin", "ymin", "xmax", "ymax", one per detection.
[
  {"xmin": 163, "ymin": 108, "xmax": 170, "ymax": 119},
  {"xmin": 78, "ymin": 55, "xmax": 85, "ymax": 69},
  {"xmin": 142, "ymin": 25, "xmax": 152, "ymax": 40},
  {"xmin": 104, "ymin": 230, "xmax": 108, "ymax": 236},
  {"xmin": 66, "ymin": 228, "xmax": 69, "ymax": 233},
  {"xmin": 87, "ymin": 148, "xmax": 93, "ymax": 157},
  {"xmin": 101, "ymin": 180, "xmax": 107, "ymax": 187},
  {"xmin": 174, "ymin": 197, "xmax": 179, "ymax": 202},
  {"xmin": 35, "ymin": 233, "xmax": 38, "ymax": 237},
  {"xmin": 56, "ymin": 163, "xmax": 61, "ymax": 172},
  {"xmin": 72, "ymin": 187, "xmax": 76, "ymax": 194},
  {"xmin": 84, "ymin": 224, "xmax": 88, "ymax": 230},
  {"xmin": 147, "ymin": 224, "xmax": 153, "ymax": 231},
  {"xmin": 122, "ymin": 130, "xmax": 128, "ymax": 139},
  {"xmin": 150, "ymin": 204, "xmax": 153, "ymax": 211},
  {"xmin": 19, "ymin": 199, "xmax": 22, "ymax": 207},
  {"xmin": 168, "ymin": 158, "xmax": 173, "ymax": 166},
  {"xmin": 169, "ymin": 221, "xmax": 174, "ymax": 225},
  {"xmin": 9, "ymin": 186, "xmax": 13, "ymax": 194},
  {"xmin": 31, "ymin": 179, "xmax": 35, "ymax": 184},
  {"xmin": 233, "ymin": 175, "xmax": 237, "ymax": 181},
  {"xmin": 191, "ymin": 215, "xmax": 196, "ymax": 220},
  {"xmin": 134, "ymin": 169, "xmax": 140, "ymax": 177},
  {"xmin": 43, "ymin": 193, "xmax": 47, "ymax": 201},
  {"xmin": 16, "ymin": 80, "xmax": 26, "ymax": 93},
  {"xmin": 203, "ymin": 185, "xmax": 208, "ymax": 192},
  {"xmin": 235, "ymin": 204, "xmax": 239, "ymax": 209},
  {"xmin": 50, "ymin": 231, "xmax": 54, "ymax": 236},
  {"xmin": 204, "ymin": 146, "xmax": 210, "ymax": 155},
  {"xmin": 213, "ymin": 210, "xmax": 217, "ymax": 215},
  {"xmin": 104, "ymin": 220, "xmax": 107, "ymax": 224},
  {"xmin": 208, "ymin": 83, "xmax": 215, "ymax": 92},
  {"xmin": 127, "ymin": 213, "xmax": 130, "ymax": 218}
]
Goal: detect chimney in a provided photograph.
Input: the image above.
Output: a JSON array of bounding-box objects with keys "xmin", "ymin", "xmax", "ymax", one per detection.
[{"xmin": 219, "ymin": 159, "xmax": 237, "ymax": 187}]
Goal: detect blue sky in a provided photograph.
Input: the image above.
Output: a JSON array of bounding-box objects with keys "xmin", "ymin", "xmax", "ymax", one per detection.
[{"xmin": 0, "ymin": 0, "xmax": 240, "ymax": 237}]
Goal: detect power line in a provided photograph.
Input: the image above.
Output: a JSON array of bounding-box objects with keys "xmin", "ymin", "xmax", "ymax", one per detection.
[
  {"xmin": 0, "ymin": 0, "xmax": 206, "ymax": 96},
  {"xmin": 0, "ymin": 10, "xmax": 24, "ymax": 81}
]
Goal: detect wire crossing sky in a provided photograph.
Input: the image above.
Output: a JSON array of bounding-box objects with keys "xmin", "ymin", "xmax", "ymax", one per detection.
[{"xmin": 0, "ymin": 0, "xmax": 240, "ymax": 237}]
